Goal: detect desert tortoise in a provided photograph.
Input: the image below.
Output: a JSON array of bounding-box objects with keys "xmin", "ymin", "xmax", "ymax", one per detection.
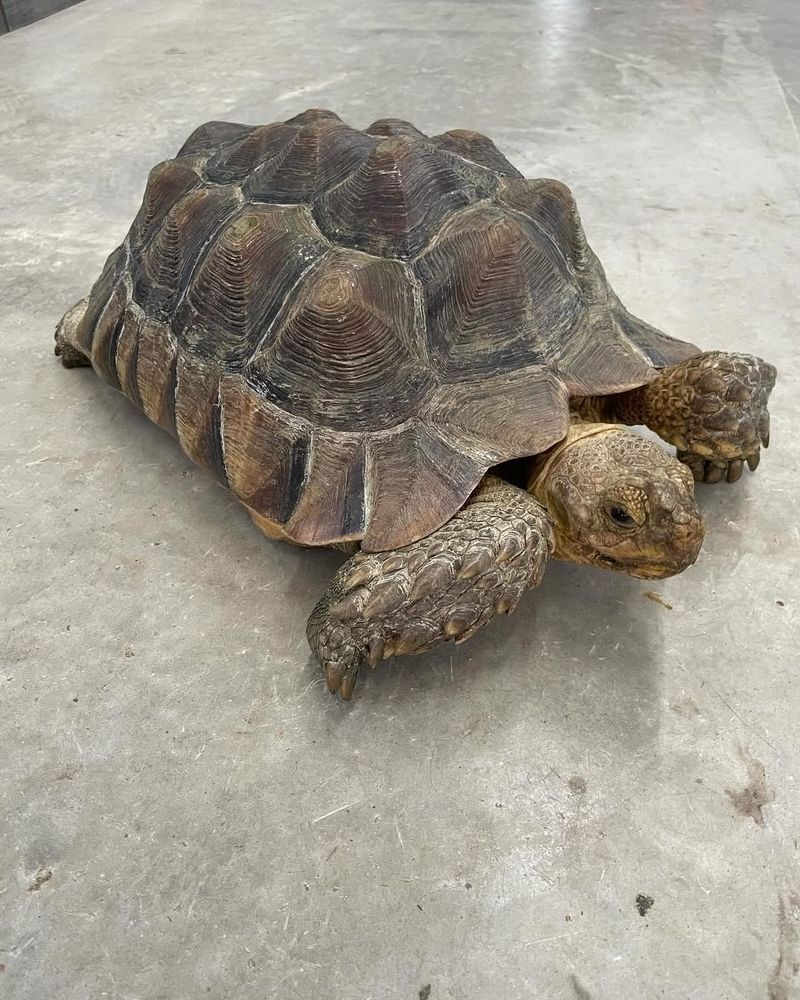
[{"xmin": 55, "ymin": 108, "xmax": 776, "ymax": 698}]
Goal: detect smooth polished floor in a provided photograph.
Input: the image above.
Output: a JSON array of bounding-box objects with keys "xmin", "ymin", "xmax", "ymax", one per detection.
[{"xmin": 1, "ymin": 1, "xmax": 798, "ymax": 997}]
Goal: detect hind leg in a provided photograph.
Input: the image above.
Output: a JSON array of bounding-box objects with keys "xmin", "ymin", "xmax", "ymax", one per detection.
[{"xmin": 54, "ymin": 296, "xmax": 91, "ymax": 368}]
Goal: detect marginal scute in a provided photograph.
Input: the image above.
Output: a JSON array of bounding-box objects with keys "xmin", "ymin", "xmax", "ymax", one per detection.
[
  {"xmin": 555, "ymin": 309, "xmax": 656, "ymax": 395},
  {"xmin": 219, "ymin": 375, "xmax": 310, "ymax": 524},
  {"xmin": 313, "ymin": 136, "xmax": 477, "ymax": 258},
  {"xmin": 132, "ymin": 186, "xmax": 241, "ymax": 318},
  {"xmin": 415, "ymin": 204, "xmax": 580, "ymax": 379},
  {"xmin": 249, "ymin": 248, "xmax": 431, "ymax": 431},
  {"xmin": 114, "ymin": 308, "xmax": 144, "ymax": 408},
  {"xmin": 176, "ymin": 204, "xmax": 329, "ymax": 366},
  {"xmin": 74, "ymin": 244, "xmax": 127, "ymax": 355},
  {"xmin": 135, "ymin": 317, "xmax": 179, "ymax": 436},
  {"xmin": 89, "ymin": 281, "xmax": 128, "ymax": 390},
  {"xmin": 284, "ymin": 434, "xmax": 367, "ymax": 544},
  {"xmin": 614, "ymin": 308, "xmax": 701, "ymax": 370},
  {"xmin": 174, "ymin": 352, "xmax": 228, "ymax": 485},
  {"xmin": 362, "ymin": 423, "xmax": 486, "ymax": 551},
  {"xmin": 244, "ymin": 120, "xmax": 377, "ymax": 203},
  {"xmin": 425, "ymin": 366, "xmax": 571, "ymax": 463}
]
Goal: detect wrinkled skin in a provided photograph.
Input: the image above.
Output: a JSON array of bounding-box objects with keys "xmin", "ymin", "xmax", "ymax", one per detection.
[{"xmin": 530, "ymin": 424, "xmax": 704, "ymax": 580}]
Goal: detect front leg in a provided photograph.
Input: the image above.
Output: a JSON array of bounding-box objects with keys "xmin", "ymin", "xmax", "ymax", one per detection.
[
  {"xmin": 575, "ymin": 352, "xmax": 778, "ymax": 483},
  {"xmin": 640, "ymin": 352, "xmax": 776, "ymax": 483},
  {"xmin": 307, "ymin": 477, "xmax": 552, "ymax": 699}
]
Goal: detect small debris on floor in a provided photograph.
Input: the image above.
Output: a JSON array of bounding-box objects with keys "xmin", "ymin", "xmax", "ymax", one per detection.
[
  {"xmin": 726, "ymin": 755, "xmax": 774, "ymax": 827},
  {"xmin": 419, "ymin": 986, "xmax": 431, "ymax": 1000},
  {"xmin": 635, "ymin": 893, "xmax": 654, "ymax": 916},
  {"xmin": 644, "ymin": 591, "xmax": 673, "ymax": 610},
  {"xmin": 28, "ymin": 867, "xmax": 52, "ymax": 892}
]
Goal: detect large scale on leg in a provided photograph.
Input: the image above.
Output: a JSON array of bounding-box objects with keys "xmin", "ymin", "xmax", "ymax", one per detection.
[{"xmin": 54, "ymin": 108, "xmax": 776, "ymax": 698}]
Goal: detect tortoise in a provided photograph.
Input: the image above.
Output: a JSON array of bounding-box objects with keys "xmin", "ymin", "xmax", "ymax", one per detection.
[{"xmin": 55, "ymin": 108, "xmax": 776, "ymax": 699}]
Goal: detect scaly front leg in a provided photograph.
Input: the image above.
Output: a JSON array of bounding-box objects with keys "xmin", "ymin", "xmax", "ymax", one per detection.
[
  {"xmin": 576, "ymin": 352, "xmax": 778, "ymax": 483},
  {"xmin": 306, "ymin": 477, "xmax": 552, "ymax": 699},
  {"xmin": 640, "ymin": 352, "xmax": 776, "ymax": 483}
]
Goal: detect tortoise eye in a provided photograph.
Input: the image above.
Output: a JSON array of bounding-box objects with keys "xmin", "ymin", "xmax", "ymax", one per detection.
[{"xmin": 608, "ymin": 505, "xmax": 634, "ymax": 526}]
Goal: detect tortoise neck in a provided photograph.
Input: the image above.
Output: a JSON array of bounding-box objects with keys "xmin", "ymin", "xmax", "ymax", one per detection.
[{"xmin": 570, "ymin": 388, "xmax": 649, "ymax": 425}]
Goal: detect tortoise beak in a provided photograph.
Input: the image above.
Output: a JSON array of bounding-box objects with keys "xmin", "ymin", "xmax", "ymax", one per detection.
[{"xmin": 629, "ymin": 511, "xmax": 705, "ymax": 579}]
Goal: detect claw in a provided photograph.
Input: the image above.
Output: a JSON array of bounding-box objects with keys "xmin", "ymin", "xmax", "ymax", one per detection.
[
  {"xmin": 367, "ymin": 637, "xmax": 384, "ymax": 668},
  {"xmin": 747, "ymin": 450, "xmax": 761, "ymax": 472},
  {"xmin": 339, "ymin": 672, "xmax": 357, "ymax": 701},
  {"xmin": 704, "ymin": 463, "xmax": 726, "ymax": 484},
  {"xmin": 324, "ymin": 662, "xmax": 345, "ymax": 694},
  {"xmin": 726, "ymin": 459, "xmax": 743, "ymax": 483}
]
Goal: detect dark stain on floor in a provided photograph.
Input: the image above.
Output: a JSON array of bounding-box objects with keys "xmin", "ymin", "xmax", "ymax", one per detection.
[
  {"xmin": 767, "ymin": 892, "xmax": 800, "ymax": 1000},
  {"xmin": 568, "ymin": 775, "xmax": 587, "ymax": 794},
  {"xmin": 726, "ymin": 755, "xmax": 774, "ymax": 827},
  {"xmin": 418, "ymin": 985, "xmax": 431, "ymax": 1000},
  {"xmin": 570, "ymin": 974, "xmax": 592, "ymax": 999},
  {"xmin": 635, "ymin": 893, "xmax": 655, "ymax": 916},
  {"xmin": 670, "ymin": 697, "xmax": 701, "ymax": 718}
]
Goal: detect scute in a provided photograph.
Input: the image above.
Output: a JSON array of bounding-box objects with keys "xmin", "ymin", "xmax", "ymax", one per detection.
[
  {"xmin": 131, "ymin": 185, "xmax": 240, "ymax": 318},
  {"xmin": 243, "ymin": 120, "xmax": 377, "ymax": 203},
  {"xmin": 249, "ymin": 247, "xmax": 432, "ymax": 431},
  {"xmin": 366, "ymin": 118, "xmax": 428, "ymax": 139},
  {"xmin": 64, "ymin": 109, "xmax": 702, "ymax": 551},
  {"xmin": 313, "ymin": 136, "xmax": 478, "ymax": 259},
  {"xmin": 219, "ymin": 376, "xmax": 310, "ymax": 523},
  {"xmin": 415, "ymin": 204, "xmax": 581, "ymax": 379},
  {"xmin": 176, "ymin": 203, "xmax": 329, "ymax": 366},
  {"xmin": 205, "ymin": 123, "xmax": 301, "ymax": 184},
  {"xmin": 431, "ymin": 129, "xmax": 523, "ymax": 178},
  {"xmin": 176, "ymin": 120, "xmax": 253, "ymax": 158},
  {"xmin": 425, "ymin": 365, "xmax": 570, "ymax": 464},
  {"xmin": 363, "ymin": 422, "xmax": 487, "ymax": 551},
  {"xmin": 129, "ymin": 160, "xmax": 202, "ymax": 253}
]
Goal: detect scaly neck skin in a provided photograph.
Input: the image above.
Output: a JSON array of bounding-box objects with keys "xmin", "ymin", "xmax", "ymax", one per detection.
[{"xmin": 570, "ymin": 389, "xmax": 649, "ymax": 426}]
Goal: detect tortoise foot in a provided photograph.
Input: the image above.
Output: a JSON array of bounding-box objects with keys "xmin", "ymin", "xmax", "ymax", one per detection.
[{"xmin": 645, "ymin": 352, "xmax": 775, "ymax": 482}]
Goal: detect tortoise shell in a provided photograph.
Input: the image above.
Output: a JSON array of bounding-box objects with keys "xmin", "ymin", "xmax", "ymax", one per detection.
[{"xmin": 67, "ymin": 108, "xmax": 699, "ymax": 551}]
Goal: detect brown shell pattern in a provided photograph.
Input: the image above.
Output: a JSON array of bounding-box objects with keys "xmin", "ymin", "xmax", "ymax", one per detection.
[{"xmin": 72, "ymin": 109, "xmax": 701, "ymax": 550}]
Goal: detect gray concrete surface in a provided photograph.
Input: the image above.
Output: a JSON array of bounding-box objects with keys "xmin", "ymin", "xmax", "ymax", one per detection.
[{"xmin": 1, "ymin": 1, "xmax": 799, "ymax": 997}]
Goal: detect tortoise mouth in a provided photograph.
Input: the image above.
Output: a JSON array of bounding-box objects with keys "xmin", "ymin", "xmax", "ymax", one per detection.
[{"xmin": 595, "ymin": 551, "xmax": 700, "ymax": 579}]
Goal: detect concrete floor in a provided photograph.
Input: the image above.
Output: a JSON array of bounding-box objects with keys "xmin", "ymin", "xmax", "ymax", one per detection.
[{"xmin": 1, "ymin": 1, "xmax": 799, "ymax": 997}]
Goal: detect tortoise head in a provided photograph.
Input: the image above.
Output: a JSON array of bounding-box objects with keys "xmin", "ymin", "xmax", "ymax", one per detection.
[{"xmin": 531, "ymin": 424, "xmax": 704, "ymax": 580}]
